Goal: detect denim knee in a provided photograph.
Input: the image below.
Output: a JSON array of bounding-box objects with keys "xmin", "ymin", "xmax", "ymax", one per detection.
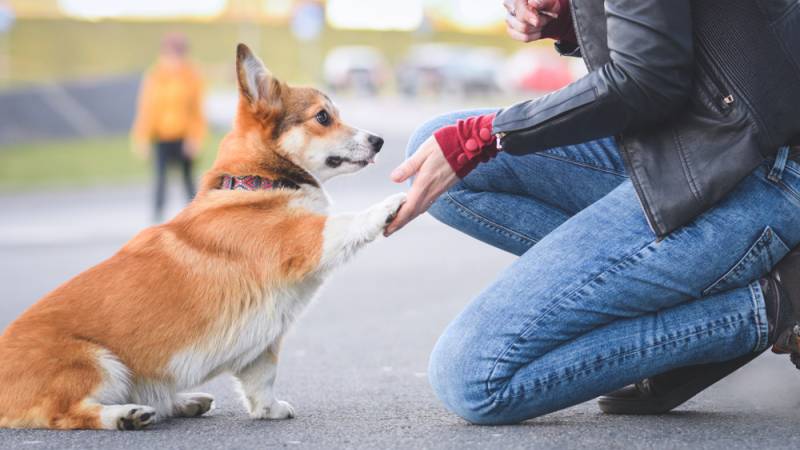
[
  {"xmin": 425, "ymin": 192, "xmax": 455, "ymax": 227},
  {"xmin": 404, "ymin": 113, "xmax": 451, "ymax": 162},
  {"xmin": 428, "ymin": 325, "xmax": 512, "ymax": 425}
]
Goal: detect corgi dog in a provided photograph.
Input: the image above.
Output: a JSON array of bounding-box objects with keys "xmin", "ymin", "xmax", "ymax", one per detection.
[{"xmin": 0, "ymin": 44, "xmax": 406, "ymax": 430}]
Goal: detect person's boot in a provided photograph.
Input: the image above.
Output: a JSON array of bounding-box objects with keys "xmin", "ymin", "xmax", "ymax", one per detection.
[
  {"xmin": 598, "ymin": 248, "xmax": 800, "ymax": 415},
  {"xmin": 596, "ymin": 352, "xmax": 762, "ymax": 415},
  {"xmin": 763, "ymin": 250, "xmax": 800, "ymax": 359}
]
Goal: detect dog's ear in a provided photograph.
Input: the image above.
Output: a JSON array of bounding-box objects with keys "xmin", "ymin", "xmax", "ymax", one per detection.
[{"xmin": 236, "ymin": 43, "xmax": 281, "ymax": 107}]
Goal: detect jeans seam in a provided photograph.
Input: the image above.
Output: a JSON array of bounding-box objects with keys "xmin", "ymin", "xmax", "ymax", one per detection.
[
  {"xmin": 784, "ymin": 161, "xmax": 800, "ymax": 177},
  {"xmin": 535, "ymin": 152, "xmax": 629, "ymax": 178},
  {"xmin": 759, "ymin": 167, "xmax": 800, "ymax": 208},
  {"xmin": 775, "ymin": 178, "xmax": 800, "ymax": 206},
  {"xmin": 749, "ymin": 281, "xmax": 768, "ymax": 352},
  {"xmin": 485, "ymin": 238, "xmax": 658, "ymax": 398},
  {"xmin": 492, "ymin": 315, "xmax": 750, "ymax": 403},
  {"xmin": 442, "ymin": 192, "xmax": 538, "ymax": 246}
]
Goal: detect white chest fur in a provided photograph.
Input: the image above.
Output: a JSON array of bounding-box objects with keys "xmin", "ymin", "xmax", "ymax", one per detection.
[
  {"xmin": 289, "ymin": 185, "xmax": 331, "ymax": 214},
  {"xmin": 167, "ymin": 275, "xmax": 324, "ymax": 389},
  {"xmin": 167, "ymin": 184, "xmax": 332, "ymax": 390}
]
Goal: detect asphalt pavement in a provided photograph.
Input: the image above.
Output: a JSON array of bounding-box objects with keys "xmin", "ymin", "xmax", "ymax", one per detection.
[{"xmin": 1, "ymin": 98, "xmax": 800, "ymax": 449}]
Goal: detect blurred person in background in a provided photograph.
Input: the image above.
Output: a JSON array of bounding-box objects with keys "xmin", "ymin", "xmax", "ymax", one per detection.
[
  {"xmin": 132, "ymin": 32, "xmax": 206, "ymax": 222},
  {"xmin": 387, "ymin": 0, "xmax": 800, "ymax": 425}
]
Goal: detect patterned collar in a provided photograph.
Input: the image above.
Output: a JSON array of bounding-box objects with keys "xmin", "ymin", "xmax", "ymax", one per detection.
[{"xmin": 219, "ymin": 175, "xmax": 300, "ymax": 191}]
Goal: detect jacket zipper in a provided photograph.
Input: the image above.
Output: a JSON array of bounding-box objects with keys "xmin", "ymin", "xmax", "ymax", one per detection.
[
  {"xmin": 495, "ymin": 108, "xmax": 584, "ymax": 151},
  {"xmin": 696, "ymin": 43, "xmax": 735, "ymax": 112}
]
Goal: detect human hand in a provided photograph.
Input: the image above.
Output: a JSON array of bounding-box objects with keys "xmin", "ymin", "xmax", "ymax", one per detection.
[
  {"xmin": 182, "ymin": 140, "xmax": 201, "ymax": 159},
  {"xmin": 384, "ymin": 136, "xmax": 459, "ymax": 236},
  {"xmin": 133, "ymin": 142, "xmax": 150, "ymax": 160},
  {"xmin": 503, "ymin": 0, "xmax": 561, "ymax": 43}
]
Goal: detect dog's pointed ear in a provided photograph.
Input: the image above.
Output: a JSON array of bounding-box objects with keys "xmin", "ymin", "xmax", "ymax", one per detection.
[{"xmin": 236, "ymin": 43, "xmax": 276, "ymax": 104}]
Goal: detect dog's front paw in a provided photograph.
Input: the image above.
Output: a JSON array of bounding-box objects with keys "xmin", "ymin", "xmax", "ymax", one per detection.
[
  {"xmin": 361, "ymin": 192, "xmax": 407, "ymax": 241},
  {"xmin": 250, "ymin": 400, "xmax": 295, "ymax": 420},
  {"xmin": 366, "ymin": 192, "xmax": 406, "ymax": 233},
  {"xmin": 381, "ymin": 192, "xmax": 408, "ymax": 225}
]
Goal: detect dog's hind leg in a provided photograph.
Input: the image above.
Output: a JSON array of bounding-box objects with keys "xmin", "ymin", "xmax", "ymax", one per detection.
[
  {"xmin": 0, "ymin": 339, "xmax": 156, "ymax": 430},
  {"xmin": 95, "ymin": 404, "xmax": 157, "ymax": 430},
  {"xmin": 90, "ymin": 350, "xmax": 158, "ymax": 430},
  {"xmin": 9, "ymin": 400, "xmax": 155, "ymax": 430},
  {"xmin": 48, "ymin": 351, "xmax": 156, "ymax": 430}
]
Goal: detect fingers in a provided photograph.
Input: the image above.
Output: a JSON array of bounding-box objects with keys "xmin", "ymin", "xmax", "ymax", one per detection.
[
  {"xmin": 384, "ymin": 182, "xmax": 426, "ymax": 236},
  {"xmin": 529, "ymin": 0, "xmax": 562, "ymax": 17},
  {"xmin": 505, "ymin": 12, "xmax": 539, "ymax": 35},
  {"xmin": 506, "ymin": 17, "xmax": 543, "ymax": 42},
  {"xmin": 391, "ymin": 145, "xmax": 429, "ymax": 183},
  {"xmin": 504, "ymin": 0, "xmax": 552, "ymax": 42},
  {"xmin": 513, "ymin": 0, "xmax": 546, "ymax": 28},
  {"xmin": 386, "ymin": 135, "xmax": 458, "ymax": 236}
]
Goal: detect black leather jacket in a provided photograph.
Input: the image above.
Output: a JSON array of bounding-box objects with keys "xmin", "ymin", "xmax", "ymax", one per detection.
[{"xmin": 493, "ymin": 0, "xmax": 800, "ymax": 237}]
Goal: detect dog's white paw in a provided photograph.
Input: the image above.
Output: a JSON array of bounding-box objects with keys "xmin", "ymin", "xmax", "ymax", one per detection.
[
  {"xmin": 115, "ymin": 405, "xmax": 157, "ymax": 431},
  {"xmin": 174, "ymin": 392, "xmax": 215, "ymax": 418},
  {"xmin": 250, "ymin": 400, "xmax": 295, "ymax": 420},
  {"xmin": 380, "ymin": 192, "xmax": 408, "ymax": 224},
  {"xmin": 364, "ymin": 192, "xmax": 406, "ymax": 238}
]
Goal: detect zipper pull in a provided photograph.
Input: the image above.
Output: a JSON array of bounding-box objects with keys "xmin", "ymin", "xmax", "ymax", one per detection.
[
  {"xmin": 496, "ymin": 132, "xmax": 506, "ymax": 150},
  {"xmin": 722, "ymin": 94, "xmax": 734, "ymax": 107}
]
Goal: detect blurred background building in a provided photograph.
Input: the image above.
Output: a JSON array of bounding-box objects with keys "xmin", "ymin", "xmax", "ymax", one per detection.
[
  {"xmin": 0, "ymin": 0, "xmax": 586, "ymax": 149},
  {"xmin": 0, "ymin": 0, "xmax": 589, "ymax": 237}
]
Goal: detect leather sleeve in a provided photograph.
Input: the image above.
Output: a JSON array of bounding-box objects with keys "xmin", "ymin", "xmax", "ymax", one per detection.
[{"xmin": 493, "ymin": 0, "xmax": 694, "ymax": 155}]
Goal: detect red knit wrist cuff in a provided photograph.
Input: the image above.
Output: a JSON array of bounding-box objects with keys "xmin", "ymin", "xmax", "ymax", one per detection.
[
  {"xmin": 435, "ymin": 126, "xmax": 479, "ymax": 178},
  {"xmin": 434, "ymin": 113, "xmax": 499, "ymax": 179}
]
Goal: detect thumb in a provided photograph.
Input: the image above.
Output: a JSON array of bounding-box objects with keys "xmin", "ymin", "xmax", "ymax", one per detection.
[
  {"xmin": 529, "ymin": 0, "xmax": 561, "ymax": 16},
  {"xmin": 391, "ymin": 148, "xmax": 427, "ymax": 183}
]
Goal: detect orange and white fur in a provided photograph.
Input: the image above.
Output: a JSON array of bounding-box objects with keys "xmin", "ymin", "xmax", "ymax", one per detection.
[{"xmin": 0, "ymin": 44, "xmax": 405, "ymax": 430}]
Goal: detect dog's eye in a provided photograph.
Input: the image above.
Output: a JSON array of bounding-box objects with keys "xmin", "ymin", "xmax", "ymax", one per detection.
[{"xmin": 315, "ymin": 110, "xmax": 330, "ymax": 126}]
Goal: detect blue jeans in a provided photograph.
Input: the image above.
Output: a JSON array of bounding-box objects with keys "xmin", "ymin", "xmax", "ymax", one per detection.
[{"xmin": 408, "ymin": 109, "xmax": 800, "ymax": 425}]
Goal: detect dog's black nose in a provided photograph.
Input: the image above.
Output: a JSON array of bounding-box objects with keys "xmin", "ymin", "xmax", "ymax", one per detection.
[{"xmin": 368, "ymin": 135, "xmax": 384, "ymax": 152}]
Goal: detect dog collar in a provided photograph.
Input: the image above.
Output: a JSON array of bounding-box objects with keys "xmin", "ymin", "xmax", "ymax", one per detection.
[{"xmin": 219, "ymin": 175, "xmax": 299, "ymax": 191}]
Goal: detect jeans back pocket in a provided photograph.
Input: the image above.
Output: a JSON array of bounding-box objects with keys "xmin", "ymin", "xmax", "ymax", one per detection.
[{"xmin": 702, "ymin": 226, "xmax": 790, "ymax": 297}]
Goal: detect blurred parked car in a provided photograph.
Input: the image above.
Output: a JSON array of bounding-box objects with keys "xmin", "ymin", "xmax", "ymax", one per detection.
[
  {"xmin": 323, "ymin": 46, "xmax": 389, "ymax": 96},
  {"xmin": 397, "ymin": 44, "xmax": 504, "ymax": 97},
  {"xmin": 499, "ymin": 47, "xmax": 582, "ymax": 93}
]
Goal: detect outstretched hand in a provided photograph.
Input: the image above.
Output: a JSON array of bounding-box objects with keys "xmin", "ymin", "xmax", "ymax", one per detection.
[{"xmin": 384, "ymin": 136, "xmax": 459, "ymax": 236}]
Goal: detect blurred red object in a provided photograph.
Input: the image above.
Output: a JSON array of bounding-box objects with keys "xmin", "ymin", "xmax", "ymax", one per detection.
[
  {"xmin": 519, "ymin": 60, "xmax": 572, "ymax": 91},
  {"xmin": 501, "ymin": 47, "xmax": 582, "ymax": 93}
]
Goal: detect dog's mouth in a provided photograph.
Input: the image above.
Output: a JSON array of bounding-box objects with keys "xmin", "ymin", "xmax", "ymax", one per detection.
[{"xmin": 325, "ymin": 155, "xmax": 375, "ymax": 168}]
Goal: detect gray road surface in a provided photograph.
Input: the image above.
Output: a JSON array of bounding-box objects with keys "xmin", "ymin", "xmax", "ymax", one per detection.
[{"xmin": 1, "ymin": 98, "xmax": 800, "ymax": 449}]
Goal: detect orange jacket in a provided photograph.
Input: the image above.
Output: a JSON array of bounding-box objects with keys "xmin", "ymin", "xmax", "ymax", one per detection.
[{"xmin": 132, "ymin": 60, "xmax": 206, "ymax": 151}]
